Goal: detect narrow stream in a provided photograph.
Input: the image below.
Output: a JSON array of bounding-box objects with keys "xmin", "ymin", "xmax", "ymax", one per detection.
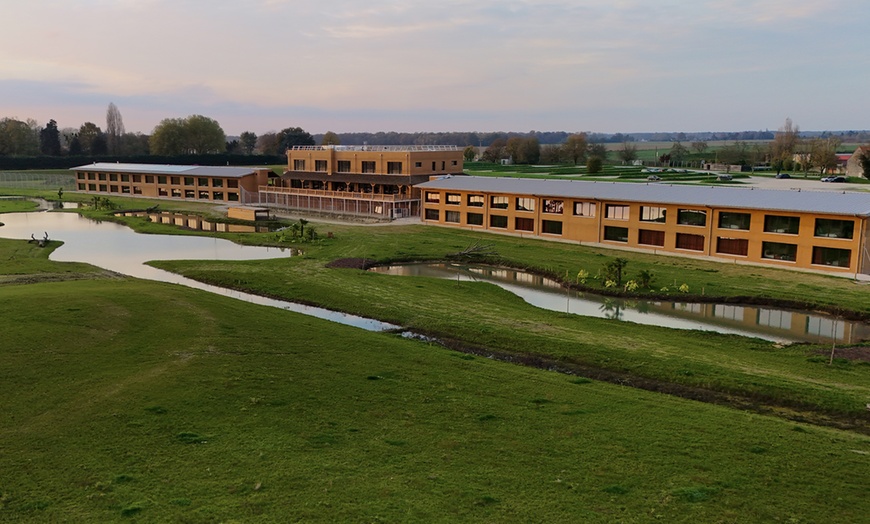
[{"xmin": 0, "ymin": 211, "xmax": 397, "ymax": 331}]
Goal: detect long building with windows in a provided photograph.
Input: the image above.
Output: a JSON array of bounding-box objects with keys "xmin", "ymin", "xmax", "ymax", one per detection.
[
  {"xmin": 71, "ymin": 163, "xmax": 273, "ymax": 203},
  {"xmin": 417, "ymin": 176, "xmax": 870, "ymax": 277},
  {"xmin": 254, "ymin": 145, "xmax": 464, "ymax": 218}
]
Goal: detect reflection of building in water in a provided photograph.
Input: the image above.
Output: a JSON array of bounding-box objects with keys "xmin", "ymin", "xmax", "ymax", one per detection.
[{"xmin": 118, "ymin": 211, "xmax": 269, "ymax": 233}]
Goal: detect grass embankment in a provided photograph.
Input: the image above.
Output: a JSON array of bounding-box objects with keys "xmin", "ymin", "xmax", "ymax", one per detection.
[
  {"xmin": 1, "ymin": 240, "xmax": 868, "ymax": 522},
  {"xmin": 150, "ymin": 223, "xmax": 870, "ymax": 428}
]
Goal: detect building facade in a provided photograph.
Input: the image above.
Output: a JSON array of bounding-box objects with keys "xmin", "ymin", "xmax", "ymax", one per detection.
[
  {"xmin": 254, "ymin": 145, "xmax": 464, "ymax": 218},
  {"xmin": 417, "ymin": 176, "xmax": 870, "ymax": 277},
  {"xmin": 71, "ymin": 163, "xmax": 272, "ymax": 203}
]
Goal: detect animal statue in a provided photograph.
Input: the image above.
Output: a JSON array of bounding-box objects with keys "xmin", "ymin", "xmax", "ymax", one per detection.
[{"xmin": 29, "ymin": 232, "xmax": 49, "ymax": 248}]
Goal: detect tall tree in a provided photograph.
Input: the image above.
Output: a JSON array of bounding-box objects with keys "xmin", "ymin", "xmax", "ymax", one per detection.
[
  {"xmin": 617, "ymin": 141, "xmax": 637, "ymax": 164},
  {"xmin": 239, "ymin": 131, "xmax": 258, "ymax": 154},
  {"xmin": 320, "ymin": 131, "xmax": 340, "ymax": 146},
  {"xmin": 278, "ymin": 127, "xmax": 315, "ymax": 152},
  {"xmin": 39, "ymin": 119, "xmax": 62, "ymax": 156},
  {"xmin": 78, "ymin": 122, "xmax": 103, "ymax": 155},
  {"xmin": 185, "ymin": 114, "xmax": 226, "ymax": 154},
  {"xmin": 463, "ymin": 145, "xmax": 476, "ymax": 162},
  {"xmin": 481, "ymin": 138, "xmax": 506, "ymax": 162},
  {"xmin": 106, "ymin": 102, "xmax": 125, "ymax": 155},
  {"xmin": 562, "ymin": 133, "xmax": 588, "ymax": 165},
  {"xmin": 256, "ymin": 132, "xmax": 280, "ymax": 155},
  {"xmin": 669, "ymin": 141, "xmax": 688, "ymax": 164},
  {"xmin": 588, "ymin": 143, "xmax": 608, "ymax": 161},
  {"xmin": 0, "ymin": 117, "xmax": 40, "ymax": 155},
  {"xmin": 691, "ymin": 141, "xmax": 708, "ymax": 155},
  {"xmin": 149, "ymin": 118, "xmax": 187, "ymax": 155},
  {"xmin": 770, "ymin": 118, "xmax": 799, "ymax": 175},
  {"xmin": 810, "ymin": 137, "xmax": 840, "ymax": 175}
]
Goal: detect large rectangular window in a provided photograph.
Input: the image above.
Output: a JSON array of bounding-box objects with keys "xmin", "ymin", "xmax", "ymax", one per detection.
[
  {"xmin": 445, "ymin": 210, "xmax": 461, "ymax": 223},
  {"xmin": 425, "ymin": 191, "xmax": 440, "ymax": 203},
  {"xmin": 543, "ymin": 199, "xmax": 563, "ymax": 214},
  {"xmin": 315, "ymin": 160, "xmax": 328, "ymax": 172},
  {"xmin": 387, "ymin": 162, "xmax": 402, "ymax": 174},
  {"xmin": 605, "ymin": 204, "xmax": 629, "ymax": 220},
  {"xmin": 157, "ymin": 176, "xmax": 167, "ymax": 185},
  {"xmin": 490, "ymin": 215, "xmax": 508, "ymax": 228},
  {"xmin": 812, "ymin": 246, "xmax": 851, "ymax": 267},
  {"xmin": 198, "ymin": 177, "xmax": 209, "ymax": 187},
  {"xmin": 716, "ymin": 237, "xmax": 748, "ymax": 256},
  {"xmin": 170, "ymin": 176, "xmax": 180, "ymax": 185},
  {"xmin": 212, "ymin": 178, "xmax": 223, "ymax": 188},
  {"xmin": 604, "ymin": 226, "xmax": 629, "ymax": 242},
  {"xmin": 424, "ymin": 208, "xmax": 440, "ymax": 221},
  {"xmin": 515, "ymin": 217, "xmax": 534, "ymax": 231},
  {"xmin": 109, "ymin": 174, "xmax": 118, "ymax": 182},
  {"xmin": 640, "ymin": 206, "xmax": 667, "ymax": 223},
  {"xmin": 718, "ymin": 212, "xmax": 751, "ymax": 230},
  {"xmin": 762, "ymin": 241, "xmax": 797, "ymax": 261},
  {"xmin": 337, "ymin": 160, "xmax": 351, "ymax": 173},
  {"xmin": 764, "ymin": 215, "xmax": 800, "ymax": 235},
  {"xmin": 491, "ymin": 196, "xmax": 509, "ymax": 209},
  {"xmin": 516, "ymin": 197, "xmax": 535, "ymax": 212},
  {"xmin": 638, "ymin": 229, "xmax": 665, "ymax": 246},
  {"xmin": 677, "ymin": 209, "xmax": 707, "ymax": 227},
  {"xmin": 467, "ymin": 212, "xmax": 484, "ymax": 226},
  {"xmin": 675, "ymin": 233, "xmax": 705, "ymax": 251},
  {"xmin": 541, "ymin": 220, "xmax": 563, "ymax": 235},
  {"xmin": 446, "ymin": 193, "xmax": 461, "ymax": 205},
  {"xmin": 573, "ymin": 201, "xmax": 596, "ymax": 217},
  {"xmin": 145, "ymin": 175, "xmax": 154, "ymax": 184},
  {"xmin": 293, "ymin": 159, "xmax": 306, "ymax": 170},
  {"xmin": 361, "ymin": 161, "xmax": 376, "ymax": 173},
  {"xmin": 467, "ymin": 194, "xmax": 484, "ymax": 207},
  {"xmin": 814, "ymin": 219, "xmax": 854, "ymax": 239}
]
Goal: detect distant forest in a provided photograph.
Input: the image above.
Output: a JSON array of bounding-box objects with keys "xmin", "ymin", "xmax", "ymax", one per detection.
[{"xmin": 309, "ymin": 129, "xmax": 870, "ymax": 147}]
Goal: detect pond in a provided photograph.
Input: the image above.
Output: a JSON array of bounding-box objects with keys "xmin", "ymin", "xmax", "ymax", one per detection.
[
  {"xmin": 370, "ymin": 263, "xmax": 870, "ymax": 344},
  {"xmin": 0, "ymin": 211, "xmax": 396, "ymax": 332}
]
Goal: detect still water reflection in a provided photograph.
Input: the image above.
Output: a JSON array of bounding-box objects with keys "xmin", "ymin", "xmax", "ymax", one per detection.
[
  {"xmin": 371, "ymin": 263, "xmax": 870, "ymax": 344},
  {"xmin": 0, "ymin": 211, "xmax": 396, "ymax": 331}
]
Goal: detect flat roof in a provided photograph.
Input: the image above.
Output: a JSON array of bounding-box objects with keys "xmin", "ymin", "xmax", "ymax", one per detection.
[
  {"xmin": 290, "ymin": 145, "xmax": 461, "ymax": 152},
  {"xmin": 417, "ymin": 176, "xmax": 870, "ymax": 217},
  {"xmin": 70, "ymin": 163, "xmax": 263, "ymax": 178}
]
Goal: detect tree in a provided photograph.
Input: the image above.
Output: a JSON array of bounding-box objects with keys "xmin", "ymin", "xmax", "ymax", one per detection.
[
  {"xmin": 617, "ymin": 141, "xmax": 637, "ymax": 164},
  {"xmin": 149, "ymin": 115, "xmax": 226, "ymax": 155},
  {"xmin": 239, "ymin": 131, "xmax": 257, "ymax": 154},
  {"xmin": 0, "ymin": 117, "xmax": 40, "ymax": 155},
  {"xmin": 78, "ymin": 122, "xmax": 103, "ymax": 155},
  {"xmin": 278, "ymin": 127, "xmax": 315, "ymax": 152},
  {"xmin": 562, "ymin": 133, "xmax": 588, "ymax": 165},
  {"xmin": 588, "ymin": 143, "xmax": 608, "ymax": 161},
  {"xmin": 321, "ymin": 131, "xmax": 340, "ymax": 146},
  {"xmin": 810, "ymin": 137, "xmax": 840, "ymax": 175},
  {"xmin": 149, "ymin": 118, "xmax": 187, "ymax": 155},
  {"xmin": 256, "ymin": 132, "xmax": 280, "ymax": 155},
  {"xmin": 691, "ymin": 141, "xmax": 708, "ymax": 155},
  {"xmin": 482, "ymin": 138, "xmax": 506, "ymax": 162},
  {"xmin": 770, "ymin": 118, "xmax": 799, "ymax": 175},
  {"xmin": 106, "ymin": 102, "xmax": 125, "ymax": 155},
  {"xmin": 669, "ymin": 141, "xmax": 689, "ymax": 164},
  {"xmin": 68, "ymin": 135, "xmax": 82, "ymax": 155},
  {"xmin": 39, "ymin": 119, "xmax": 62, "ymax": 156},
  {"xmin": 463, "ymin": 145, "xmax": 476, "ymax": 162},
  {"xmin": 586, "ymin": 155, "xmax": 603, "ymax": 174},
  {"xmin": 121, "ymin": 132, "xmax": 149, "ymax": 155},
  {"xmin": 859, "ymin": 147, "xmax": 870, "ymax": 179}
]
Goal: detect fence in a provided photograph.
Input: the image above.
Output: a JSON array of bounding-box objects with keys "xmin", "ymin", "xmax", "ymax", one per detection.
[{"xmin": 0, "ymin": 172, "xmax": 77, "ymax": 191}]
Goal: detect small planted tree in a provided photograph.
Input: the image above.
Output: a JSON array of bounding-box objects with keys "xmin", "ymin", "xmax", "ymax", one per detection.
[{"xmin": 601, "ymin": 258, "xmax": 628, "ymax": 286}]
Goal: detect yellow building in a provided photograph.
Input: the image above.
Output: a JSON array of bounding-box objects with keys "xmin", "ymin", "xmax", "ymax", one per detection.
[
  {"xmin": 71, "ymin": 163, "xmax": 272, "ymax": 203},
  {"xmin": 255, "ymin": 145, "xmax": 464, "ymax": 218},
  {"xmin": 417, "ymin": 176, "xmax": 870, "ymax": 277}
]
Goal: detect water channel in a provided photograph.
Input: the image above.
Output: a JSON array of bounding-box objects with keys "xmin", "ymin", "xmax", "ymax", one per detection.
[
  {"xmin": 0, "ymin": 210, "xmax": 396, "ymax": 331},
  {"xmin": 370, "ymin": 263, "xmax": 870, "ymax": 344}
]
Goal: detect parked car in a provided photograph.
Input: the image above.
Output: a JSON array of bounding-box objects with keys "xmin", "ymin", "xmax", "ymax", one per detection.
[
  {"xmin": 647, "ymin": 175, "xmax": 661, "ymax": 181},
  {"xmin": 821, "ymin": 176, "xmax": 846, "ymax": 183},
  {"xmin": 775, "ymin": 173, "xmax": 790, "ymax": 179},
  {"xmin": 716, "ymin": 174, "xmax": 733, "ymax": 181}
]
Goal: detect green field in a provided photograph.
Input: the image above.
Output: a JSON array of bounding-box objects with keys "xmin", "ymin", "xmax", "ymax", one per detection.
[{"xmin": 1, "ymin": 238, "xmax": 868, "ymax": 522}]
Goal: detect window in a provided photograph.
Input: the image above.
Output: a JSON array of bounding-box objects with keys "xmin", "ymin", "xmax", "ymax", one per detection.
[
  {"xmin": 361, "ymin": 161, "xmax": 376, "ymax": 173},
  {"xmin": 675, "ymin": 233, "xmax": 705, "ymax": 251},
  {"xmin": 605, "ymin": 204, "xmax": 629, "ymax": 220},
  {"xmin": 132, "ymin": 175, "xmax": 141, "ymax": 183},
  {"xmin": 171, "ymin": 188, "xmax": 181, "ymax": 197},
  {"xmin": 387, "ymin": 162, "xmax": 402, "ymax": 174},
  {"xmin": 516, "ymin": 197, "xmax": 535, "ymax": 212},
  {"xmin": 424, "ymin": 208, "xmax": 440, "ymax": 221},
  {"xmin": 109, "ymin": 174, "xmax": 118, "ymax": 182},
  {"xmin": 120, "ymin": 174, "xmax": 129, "ymax": 182},
  {"xmin": 764, "ymin": 215, "xmax": 800, "ymax": 235},
  {"xmin": 133, "ymin": 187, "xmax": 142, "ymax": 195},
  {"xmin": 814, "ymin": 219, "xmax": 854, "ymax": 239},
  {"xmin": 573, "ymin": 201, "xmax": 596, "ymax": 217},
  {"xmin": 467, "ymin": 194, "xmax": 484, "ymax": 207},
  {"xmin": 227, "ymin": 179, "xmax": 238, "ymax": 188},
  {"xmin": 452, "ymin": 160, "xmax": 458, "ymax": 166},
  {"xmin": 145, "ymin": 175, "xmax": 154, "ymax": 184},
  {"xmin": 88, "ymin": 183, "xmax": 97, "ymax": 191},
  {"xmin": 185, "ymin": 190, "xmax": 195, "ymax": 198},
  {"xmin": 157, "ymin": 176, "xmax": 167, "ymax": 185},
  {"xmin": 121, "ymin": 186, "xmax": 130, "ymax": 194},
  {"xmin": 441, "ymin": 161, "xmax": 446, "ymax": 170},
  {"xmin": 212, "ymin": 179, "xmax": 223, "ymax": 188},
  {"xmin": 638, "ymin": 229, "xmax": 665, "ymax": 246},
  {"xmin": 640, "ymin": 206, "xmax": 667, "ymax": 223},
  {"xmin": 515, "ymin": 217, "xmax": 534, "ymax": 231},
  {"xmin": 99, "ymin": 173, "xmax": 107, "ymax": 181},
  {"xmin": 446, "ymin": 193, "xmax": 461, "ymax": 205},
  {"xmin": 77, "ymin": 173, "xmax": 85, "ymax": 180},
  {"xmin": 425, "ymin": 191, "xmax": 440, "ymax": 203},
  {"xmin": 762, "ymin": 241, "xmax": 797, "ymax": 261},
  {"xmin": 467, "ymin": 212, "xmax": 484, "ymax": 226},
  {"xmin": 228, "ymin": 192, "xmax": 239, "ymax": 202},
  {"xmin": 109, "ymin": 185, "xmax": 118, "ymax": 193},
  {"xmin": 432, "ymin": 162, "xmax": 436, "ymax": 170},
  {"xmin": 445, "ymin": 210, "xmax": 460, "ymax": 223},
  {"xmin": 293, "ymin": 159, "xmax": 305, "ymax": 170},
  {"xmin": 757, "ymin": 309, "xmax": 792, "ymax": 330},
  {"xmin": 198, "ymin": 190, "xmax": 210, "ymax": 199},
  {"xmin": 157, "ymin": 187, "xmax": 166, "ymax": 196},
  {"xmin": 541, "ymin": 220, "xmax": 563, "ymax": 235},
  {"xmin": 812, "ymin": 246, "xmax": 851, "ymax": 267},
  {"xmin": 490, "ymin": 215, "xmax": 508, "ymax": 228},
  {"xmin": 185, "ymin": 177, "xmax": 194, "ymax": 186},
  {"xmin": 87, "ymin": 173, "xmax": 95, "ymax": 180},
  {"xmin": 716, "ymin": 237, "xmax": 748, "ymax": 256},
  {"xmin": 604, "ymin": 226, "xmax": 629, "ymax": 242},
  {"xmin": 543, "ymin": 199, "xmax": 563, "ymax": 214},
  {"xmin": 213, "ymin": 192, "xmax": 224, "ymax": 201},
  {"xmin": 78, "ymin": 183, "xmax": 85, "ymax": 190},
  {"xmin": 337, "ymin": 160, "xmax": 351, "ymax": 173},
  {"xmin": 491, "ymin": 196, "xmax": 509, "ymax": 209},
  {"xmin": 315, "ymin": 160, "xmax": 328, "ymax": 172},
  {"xmin": 677, "ymin": 209, "xmax": 707, "ymax": 227},
  {"xmin": 198, "ymin": 177, "xmax": 209, "ymax": 187},
  {"xmin": 718, "ymin": 212, "xmax": 751, "ymax": 230},
  {"xmin": 171, "ymin": 176, "xmax": 180, "ymax": 185},
  {"xmin": 414, "ymin": 162, "xmax": 422, "ymax": 168}
]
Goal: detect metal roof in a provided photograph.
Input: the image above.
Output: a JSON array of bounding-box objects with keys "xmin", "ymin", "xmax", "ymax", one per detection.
[
  {"xmin": 417, "ymin": 176, "xmax": 870, "ymax": 216},
  {"xmin": 70, "ymin": 163, "xmax": 262, "ymax": 178}
]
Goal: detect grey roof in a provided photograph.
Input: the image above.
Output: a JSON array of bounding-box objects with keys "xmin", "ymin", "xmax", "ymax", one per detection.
[
  {"xmin": 70, "ymin": 163, "xmax": 262, "ymax": 178},
  {"xmin": 417, "ymin": 176, "xmax": 870, "ymax": 217}
]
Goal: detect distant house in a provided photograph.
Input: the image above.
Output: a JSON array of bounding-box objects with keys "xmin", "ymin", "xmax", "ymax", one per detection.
[{"xmin": 846, "ymin": 147, "xmax": 868, "ymax": 178}]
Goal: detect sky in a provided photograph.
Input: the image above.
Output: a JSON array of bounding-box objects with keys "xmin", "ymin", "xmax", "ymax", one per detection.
[{"xmin": 1, "ymin": 0, "xmax": 868, "ymax": 136}]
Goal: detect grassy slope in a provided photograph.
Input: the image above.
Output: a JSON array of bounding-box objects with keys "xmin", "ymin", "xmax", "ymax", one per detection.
[{"xmin": 0, "ymin": 251, "xmax": 868, "ymax": 522}]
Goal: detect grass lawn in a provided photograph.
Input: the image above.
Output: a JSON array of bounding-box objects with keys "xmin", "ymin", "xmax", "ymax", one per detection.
[{"xmin": 0, "ymin": 240, "xmax": 868, "ymax": 522}]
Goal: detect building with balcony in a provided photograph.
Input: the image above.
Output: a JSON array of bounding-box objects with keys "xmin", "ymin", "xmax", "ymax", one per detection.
[
  {"xmin": 254, "ymin": 145, "xmax": 464, "ymax": 218},
  {"xmin": 417, "ymin": 176, "xmax": 870, "ymax": 277}
]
